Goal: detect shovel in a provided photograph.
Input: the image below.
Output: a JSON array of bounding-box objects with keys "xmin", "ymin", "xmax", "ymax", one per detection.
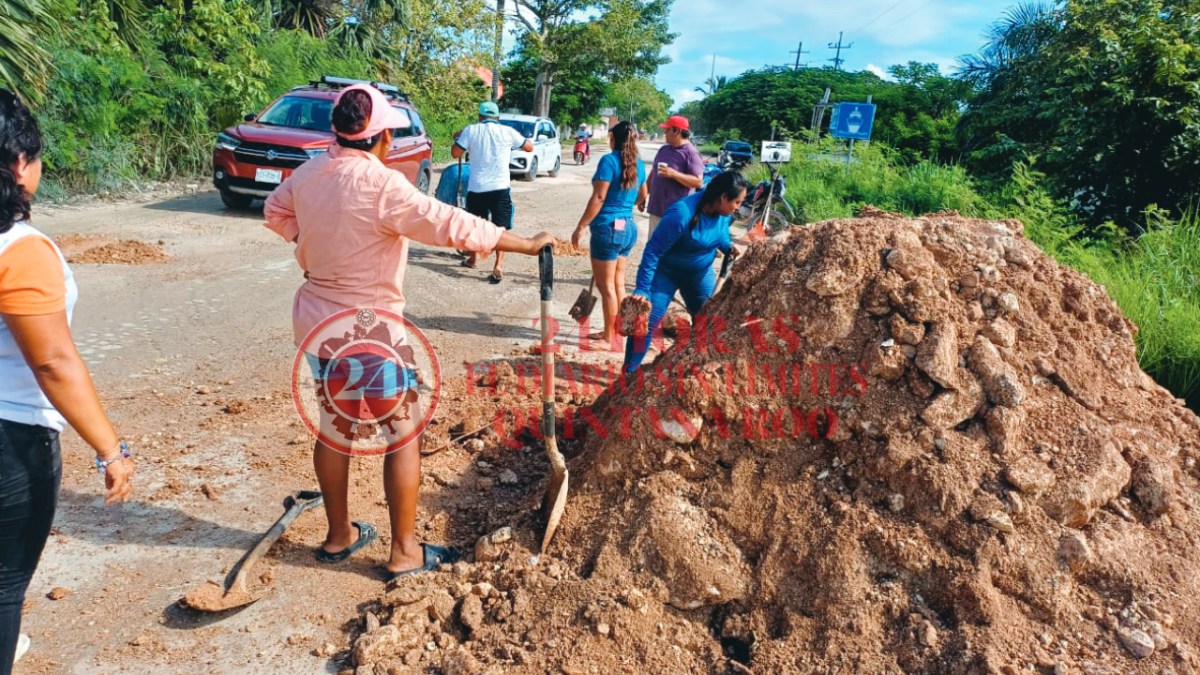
[
  {"xmin": 714, "ymin": 250, "xmax": 735, "ymax": 295},
  {"xmin": 538, "ymin": 246, "xmax": 569, "ymax": 553},
  {"xmin": 182, "ymin": 490, "xmax": 323, "ymax": 612},
  {"xmin": 568, "ymin": 276, "xmax": 597, "ymax": 322}
]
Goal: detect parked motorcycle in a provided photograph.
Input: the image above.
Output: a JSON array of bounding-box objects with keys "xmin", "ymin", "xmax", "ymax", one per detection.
[
  {"xmin": 736, "ymin": 163, "xmax": 797, "ymax": 235},
  {"xmin": 573, "ymin": 138, "xmax": 590, "ymax": 165}
]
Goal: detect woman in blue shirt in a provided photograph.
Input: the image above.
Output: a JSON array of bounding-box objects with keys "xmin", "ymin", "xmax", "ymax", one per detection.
[
  {"xmin": 622, "ymin": 171, "xmax": 749, "ymax": 373},
  {"xmin": 571, "ymin": 121, "xmax": 648, "ymax": 350}
]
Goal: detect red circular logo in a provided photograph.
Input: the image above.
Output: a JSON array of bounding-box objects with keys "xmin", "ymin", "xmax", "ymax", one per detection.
[{"xmin": 291, "ymin": 308, "xmax": 441, "ymax": 456}]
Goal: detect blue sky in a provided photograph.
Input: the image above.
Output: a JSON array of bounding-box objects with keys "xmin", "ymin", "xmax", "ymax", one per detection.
[{"xmin": 655, "ymin": 0, "xmax": 1022, "ymax": 109}]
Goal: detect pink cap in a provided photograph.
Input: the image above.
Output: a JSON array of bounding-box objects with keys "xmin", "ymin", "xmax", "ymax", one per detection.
[{"xmin": 333, "ymin": 83, "xmax": 411, "ymax": 141}]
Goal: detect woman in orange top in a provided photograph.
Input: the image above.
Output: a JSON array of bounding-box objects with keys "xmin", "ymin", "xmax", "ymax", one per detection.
[
  {"xmin": 265, "ymin": 84, "xmax": 551, "ymax": 579},
  {"xmin": 0, "ymin": 89, "xmax": 135, "ymax": 670}
]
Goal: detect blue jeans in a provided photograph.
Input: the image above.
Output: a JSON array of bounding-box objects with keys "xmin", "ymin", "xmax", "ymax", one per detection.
[
  {"xmin": 0, "ymin": 420, "xmax": 61, "ymax": 675},
  {"xmin": 623, "ymin": 263, "xmax": 716, "ymax": 373}
]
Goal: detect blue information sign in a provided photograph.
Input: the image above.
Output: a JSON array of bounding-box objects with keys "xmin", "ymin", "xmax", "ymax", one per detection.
[{"xmin": 829, "ymin": 102, "xmax": 876, "ymax": 141}]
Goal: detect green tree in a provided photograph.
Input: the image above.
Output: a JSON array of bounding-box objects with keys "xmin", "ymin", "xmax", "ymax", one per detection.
[
  {"xmin": 701, "ymin": 66, "xmax": 966, "ymax": 161},
  {"xmin": 605, "ymin": 76, "xmax": 670, "ymax": 127},
  {"xmin": 959, "ymin": 0, "xmax": 1200, "ymax": 228},
  {"xmin": 508, "ymin": 0, "xmax": 675, "ymax": 117},
  {"xmin": 0, "ymin": 0, "xmax": 53, "ymax": 100},
  {"xmin": 693, "ymin": 74, "xmax": 725, "ymax": 97}
]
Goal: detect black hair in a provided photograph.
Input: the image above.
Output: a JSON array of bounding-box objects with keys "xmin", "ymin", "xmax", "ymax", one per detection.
[
  {"xmin": 680, "ymin": 129, "xmax": 692, "ymax": 140},
  {"xmin": 609, "ymin": 121, "xmax": 639, "ymax": 190},
  {"xmin": 0, "ymin": 89, "xmax": 43, "ymax": 234},
  {"xmin": 689, "ymin": 171, "xmax": 749, "ymax": 229},
  {"xmin": 332, "ymin": 89, "xmax": 381, "ymax": 151}
]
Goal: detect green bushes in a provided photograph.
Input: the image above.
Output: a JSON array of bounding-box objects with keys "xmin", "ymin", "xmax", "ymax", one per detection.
[
  {"xmin": 766, "ymin": 141, "xmax": 984, "ymax": 222},
  {"xmin": 32, "ymin": 0, "xmax": 489, "ymax": 195}
]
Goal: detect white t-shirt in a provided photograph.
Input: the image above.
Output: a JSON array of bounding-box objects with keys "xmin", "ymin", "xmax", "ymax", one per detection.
[{"xmin": 455, "ymin": 121, "xmax": 527, "ymax": 193}]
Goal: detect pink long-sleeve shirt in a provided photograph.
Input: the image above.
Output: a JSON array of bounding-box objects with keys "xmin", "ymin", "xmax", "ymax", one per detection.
[{"xmin": 264, "ymin": 144, "xmax": 504, "ymax": 346}]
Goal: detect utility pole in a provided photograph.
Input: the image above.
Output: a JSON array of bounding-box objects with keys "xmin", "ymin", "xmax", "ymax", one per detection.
[
  {"xmin": 491, "ymin": 0, "xmax": 504, "ymax": 102},
  {"xmin": 828, "ymin": 31, "xmax": 853, "ymax": 71},
  {"xmin": 789, "ymin": 41, "xmax": 809, "ymax": 70}
]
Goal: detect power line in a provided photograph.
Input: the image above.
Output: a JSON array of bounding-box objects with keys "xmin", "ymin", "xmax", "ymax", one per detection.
[
  {"xmin": 854, "ymin": 0, "xmax": 909, "ymax": 33},
  {"xmin": 881, "ymin": 0, "xmax": 940, "ymax": 32}
]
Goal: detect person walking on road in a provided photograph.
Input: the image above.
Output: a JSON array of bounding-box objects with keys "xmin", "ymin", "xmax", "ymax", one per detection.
[
  {"xmin": 0, "ymin": 88, "xmax": 135, "ymax": 673},
  {"xmin": 622, "ymin": 171, "xmax": 748, "ymax": 374},
  {"xmin": 570, "ymin": 121, "xmax": 648, "ymax": 350},
  {"xmin": 640, "ymin": 115, "xmax": 704, "ymax": 235},
  {"xmin": 264, "ymin": 84, "xmax": 552, "ymax": 580},
  {"xmin": 451, "ymin": 101, "xmax": 533, "ymax": 284}
]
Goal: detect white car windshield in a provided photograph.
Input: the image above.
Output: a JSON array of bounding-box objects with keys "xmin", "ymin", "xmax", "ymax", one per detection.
[{"xmin": 499, "ymin": 120, "xmax": 535, "ymax": 138}]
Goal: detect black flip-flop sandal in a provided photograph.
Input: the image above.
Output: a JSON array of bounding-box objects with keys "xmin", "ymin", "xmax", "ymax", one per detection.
[
  {"xmin": 383, "ymin": 544, "xmax": 459, "ymax": 582},
  {"xmin": 315, "ymin": 521, "xmax": 377, "ymax": 563},
  {"xmin": 488, "ymin": 271, "xmax": 503, "ymax": 284}
]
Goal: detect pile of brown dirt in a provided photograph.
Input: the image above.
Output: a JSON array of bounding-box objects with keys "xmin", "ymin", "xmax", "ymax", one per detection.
[
  {"xmin": 349, "ymin": 212, "xmax": 1200, "ymax": 674},
  {"xmin": 54, "ymin": 235, "xmax": 168, "ymax": 264}
]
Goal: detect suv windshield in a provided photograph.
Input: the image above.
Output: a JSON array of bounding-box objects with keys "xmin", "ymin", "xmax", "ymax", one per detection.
[
  {"xmin": 257, "ymin": 96, "xmax": 333, "ymax": 132},
  {"xmin": 727, "ymin": 142, "xmax": 752, "ymax": 152},
  {"xmin": 499, "ymin": 119, "xmax": 535, "ymax": 138}
]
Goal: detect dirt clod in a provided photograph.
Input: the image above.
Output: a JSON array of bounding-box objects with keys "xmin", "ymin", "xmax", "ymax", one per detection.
[{"xmin": 46, "ymin": 587, "xmax": 72, "ymax": 601}]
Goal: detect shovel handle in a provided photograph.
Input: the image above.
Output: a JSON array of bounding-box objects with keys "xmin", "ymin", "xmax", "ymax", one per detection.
[
  {"xmin": 718, "ymin": 251, "xmax": 734, "ymax": 281},
  {"xmin": 538, "ymin": 245, "xmax": 553, "ymax": 301},
  {"xmin": 227, "ymin": 491, "xmax": 323, "ymax": 593}
]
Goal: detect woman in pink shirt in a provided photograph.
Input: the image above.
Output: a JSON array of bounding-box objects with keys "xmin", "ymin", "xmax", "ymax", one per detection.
[{"xmin": 265, "ymin": 84, "xmax": 551, "ymax": 579}]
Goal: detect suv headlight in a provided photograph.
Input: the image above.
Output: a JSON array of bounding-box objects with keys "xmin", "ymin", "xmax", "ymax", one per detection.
[
  {"xmin": 216, "ymin": 132, "xmax": 240, "ymax": 151},
  {"xmin": 305, "ymin": 148, "xmax": 327, "ymax": 159}
]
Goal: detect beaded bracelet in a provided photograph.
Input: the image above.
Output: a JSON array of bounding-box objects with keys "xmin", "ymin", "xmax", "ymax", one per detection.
[{"xmin": 95, "ymin": 442, "xmax": 131, "ymax": 474}]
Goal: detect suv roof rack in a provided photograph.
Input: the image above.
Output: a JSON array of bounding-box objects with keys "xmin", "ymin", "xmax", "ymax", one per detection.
[{"xmin": 295, "ymin": 75, "xmax": 410, "ymax": 102}]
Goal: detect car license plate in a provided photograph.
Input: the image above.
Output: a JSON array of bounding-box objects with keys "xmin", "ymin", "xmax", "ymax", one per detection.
[{"xmin": 256, "ymin": 168, "xmax": 283, "ymax": 184}]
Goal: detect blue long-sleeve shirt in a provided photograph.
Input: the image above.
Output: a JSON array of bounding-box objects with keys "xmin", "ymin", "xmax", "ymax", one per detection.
[{"xmin": 634, "ymin": 192, "xmax": 733, "ymax": 296}]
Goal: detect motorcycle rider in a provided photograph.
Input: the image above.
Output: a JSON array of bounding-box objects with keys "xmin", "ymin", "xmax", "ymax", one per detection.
[{"xmin": 574, "ymin": 124, "xmax": 592, "ymax": 161}]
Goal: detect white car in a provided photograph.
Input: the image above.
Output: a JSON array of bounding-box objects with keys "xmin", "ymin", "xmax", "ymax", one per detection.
[{"xmin": 498, "ymin": 113, "xmax": 561, "ymax": 181}]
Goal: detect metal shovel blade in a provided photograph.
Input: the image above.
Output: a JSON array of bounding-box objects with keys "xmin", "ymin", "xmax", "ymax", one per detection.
[
  {"xmin": 568, "ymin": 287, "xmax": 597, "ymax": 322},
  {"xmin": 182, "ymin": 490, "xmax": 323, "ymax": 612}
]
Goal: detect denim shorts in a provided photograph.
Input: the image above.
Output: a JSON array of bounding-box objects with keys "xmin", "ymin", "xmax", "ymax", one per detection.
[{"xmin": 590, "ymin": 218, "xmax": 637, "ymax": 261}]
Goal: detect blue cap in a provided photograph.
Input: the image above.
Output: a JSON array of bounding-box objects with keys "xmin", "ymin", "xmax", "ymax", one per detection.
[{"xmin": 479, "ymin": 101, "xmax": 500, "ymax": 117}]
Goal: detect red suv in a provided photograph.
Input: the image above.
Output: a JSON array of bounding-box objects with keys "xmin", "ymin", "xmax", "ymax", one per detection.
[{"xmin": 213, "ymin": 76, "xmax": 434, "ymax": 209}]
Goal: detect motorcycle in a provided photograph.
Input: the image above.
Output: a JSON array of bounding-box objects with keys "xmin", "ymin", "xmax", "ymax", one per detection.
[
  {"xmin": 736, "ymin": 163, "xmax": 798, "ymax": 235},
  {"xmin": 573, "ymin": 138, "xmax": 590, "ymax": 165}
]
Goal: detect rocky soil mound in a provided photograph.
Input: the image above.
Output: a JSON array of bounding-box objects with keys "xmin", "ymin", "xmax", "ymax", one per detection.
[
  {"xmin": 54, "ymin": 235, "xmax": 168, "ymax": 264},
  {"xmin": 351, "ymin": 210, "xmax": 1200, "ymax": 674}
]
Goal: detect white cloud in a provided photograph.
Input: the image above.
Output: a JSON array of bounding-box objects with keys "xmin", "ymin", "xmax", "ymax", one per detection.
[
  {"xmin": 672, "ymin": 88, "xmax": 704, "ymax": 107},
  {"xmin": 865, "ymin": 64, "xmax": 887, "ymax": 80}
]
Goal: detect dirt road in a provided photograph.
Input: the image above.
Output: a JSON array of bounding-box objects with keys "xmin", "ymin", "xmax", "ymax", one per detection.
[{"xmin": 18, "ymin": 143, "xmax": 668, "ymax": 673}]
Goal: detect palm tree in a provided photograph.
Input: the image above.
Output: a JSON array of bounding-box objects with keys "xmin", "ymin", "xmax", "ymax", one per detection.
[
  {"xmin": 956, "ymin": 2, "xmax": 1063, "ymax": 88},
  {"xmin": 693, "ymin": 74, "xmax": 726, "ymax": 97},
  {"xmin": 0, "ymin": 0, "xmax": 53, "ymax": 101}
]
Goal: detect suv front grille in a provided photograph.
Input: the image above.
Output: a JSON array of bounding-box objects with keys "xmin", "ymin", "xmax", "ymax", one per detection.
[{"xmin": 233, "ymin": 142, "xmax": 311, "ymax": 169}]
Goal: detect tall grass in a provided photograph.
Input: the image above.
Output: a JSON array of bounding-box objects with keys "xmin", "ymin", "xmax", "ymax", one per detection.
[{"xmin": 764, "ymin": 141, "xmax": 985, "ymax": 222}]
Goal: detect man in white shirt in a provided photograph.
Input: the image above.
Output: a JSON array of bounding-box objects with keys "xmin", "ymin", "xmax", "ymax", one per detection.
[{"xmin": 451, "ymin": 101, "xmax": 533, "ymax": 283}]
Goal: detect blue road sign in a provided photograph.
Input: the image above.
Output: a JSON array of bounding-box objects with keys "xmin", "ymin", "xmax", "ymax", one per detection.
[{"xmin": 829, "ymin": 102, "xmax": 876, "ymax": 141}]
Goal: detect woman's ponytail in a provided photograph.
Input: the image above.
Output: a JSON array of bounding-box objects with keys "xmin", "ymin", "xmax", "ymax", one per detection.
[
  {"xmin": 0, "ymin": 89, "xmax": 42, "ymax": 234},
  {"xmin": 610, "ymin": 121, "xmax": 639, "ymax": 190}
]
